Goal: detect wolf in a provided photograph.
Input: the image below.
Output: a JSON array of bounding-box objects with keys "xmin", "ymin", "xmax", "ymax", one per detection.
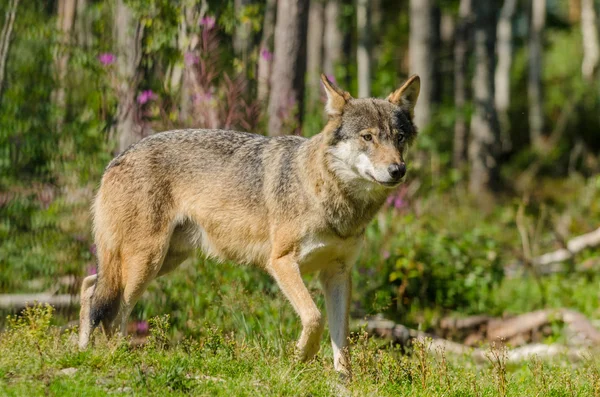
[{"xmin": 78, "ymin": 74, "xmax": 420, "ymax": 377}]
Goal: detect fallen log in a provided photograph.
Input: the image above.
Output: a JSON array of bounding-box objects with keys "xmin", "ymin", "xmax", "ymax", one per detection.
[
  {"xmin": 505, "ymin": 226, "xmax": 600, "ymax": 277},
  {"xmin": 533, "ymin": 226, "xmax": 600, "ymax": 267},
  {"xmin": 486, "ymin": 308, "xmax": 600, "ymax": 346},
  {"xmin": 0, "ymin": 294, "xmax": 79, "ymax": 310},
  {"xmin": 358, "ymin": 315, "xmax": 594, "ymax": 364}
]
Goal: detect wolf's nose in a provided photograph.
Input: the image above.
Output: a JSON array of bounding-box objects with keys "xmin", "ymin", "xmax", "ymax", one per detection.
[{"xmin": 388, "ymin": 163, "xmax": 406, "ymax": 180}]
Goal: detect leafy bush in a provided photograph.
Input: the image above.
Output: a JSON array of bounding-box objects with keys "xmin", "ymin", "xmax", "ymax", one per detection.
[{"xmin": 373, "ymin": 220, "xmax": 504, "ymax": 318}]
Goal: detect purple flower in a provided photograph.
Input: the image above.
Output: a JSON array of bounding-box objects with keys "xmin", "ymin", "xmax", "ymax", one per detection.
[
  {"xmin": 137, "ymin": 90, "xmax": 157, "ymax": 105},
  {"xmin": 386, "ymin": 195, "xmax": 395, "ymax": 206},
  {"xmin": 393, "ymin": 196, "xmax": 406, "ymax": 209},
  {"xmin": 382, "ymin": 250, "xmax": 390, "ymax": 260},
  {"xmin": 193, "ymin": 92, "xmax": 213, "ymax": 103},
  {"xmin": 260, "ymin": 48, "xmax": 273, "ymax": 62},
  {"xmin": 326, "ymin": 74, "xmax": 337, "ymax": 84},
  {"xmin": 184, "ymin": 52, "xmax": 199, "ymax": 66},
  {"xmin": 89, "ymin": 244, "xmax": 97, "ymax": 255},
  {"xmin": 199, "ymin": 16, "xmax": 216, "ymax": 29},
  {"xmin": 87, "ymin": 265, "xmax": 97, "ymax": 276},
  {"xmin": 136, "ymin": 320, "xmax": 149, "ymax": 333},
  {"xmin": 98, "ymin": 53, "xmax": 115, "ymax": 66}
]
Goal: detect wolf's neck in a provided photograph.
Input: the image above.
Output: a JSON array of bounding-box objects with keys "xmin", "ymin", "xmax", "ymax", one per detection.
[{"xmin": 302, "ymin": 134, "xmax": 388, "ymax": 238}]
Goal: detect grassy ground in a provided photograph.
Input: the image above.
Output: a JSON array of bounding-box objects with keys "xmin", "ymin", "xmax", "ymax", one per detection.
[
  {"xmin": 2, "ymin": 176, "xmax": 600, "ymax": 395},
  {"xmin": 0, "ymin": 305, "xmax": 599, "ymax": 396}
]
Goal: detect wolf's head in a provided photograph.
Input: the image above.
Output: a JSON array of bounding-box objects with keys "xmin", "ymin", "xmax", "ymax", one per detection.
[{"xmin": 321, "ymin": 74, "xmax": 420, "ymax": 190}]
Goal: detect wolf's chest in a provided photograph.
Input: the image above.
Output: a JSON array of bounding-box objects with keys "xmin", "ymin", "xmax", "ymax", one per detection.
[{"xmin": 296, "ymin": 233, "xmax": 363, "ymax": 273}]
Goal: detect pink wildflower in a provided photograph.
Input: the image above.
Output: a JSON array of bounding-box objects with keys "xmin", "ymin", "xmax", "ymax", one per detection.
[
  {"xmin": 98, "ymin": 53, "xmax": 115, "ymax": 66},
  {"xmin": 137, "ymin": 90, "xmax": 157, "ymax": 105},
  {"xmin": 260, "ymin": 48, "xmax": 273, "ymax": 62},
  {"xmin": 199, "ymin": 16, "xmax": 216, "ymax": 29},
  {"xmin": 184, "ymin": 52, "xmax": 199, "ymax": 66}
]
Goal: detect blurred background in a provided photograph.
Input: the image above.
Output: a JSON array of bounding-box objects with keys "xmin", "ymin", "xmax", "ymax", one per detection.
[{"xmin": 1, "ymin": 0, "xmax": 600, "ymax": 346}]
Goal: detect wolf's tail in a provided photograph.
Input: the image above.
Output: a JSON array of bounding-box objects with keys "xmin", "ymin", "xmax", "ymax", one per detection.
[{"xmin": 90, "ymin": 248, "xmax": 122, "ymax": 329}]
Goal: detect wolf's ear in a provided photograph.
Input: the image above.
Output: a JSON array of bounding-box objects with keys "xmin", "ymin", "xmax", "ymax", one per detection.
[
  {"xmin": 321, "ymin": 74, "xmax": 352, "ymax": 117},
  {"xmin": 387, "ymin": 75, "xmax": 420, "ymax": 118}
]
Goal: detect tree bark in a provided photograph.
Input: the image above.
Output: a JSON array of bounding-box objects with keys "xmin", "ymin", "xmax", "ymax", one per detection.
[
  {"xmin": 495, "ymin": 0, "xmax": 517, "ymax": 152},
  {"xmin": 356, "ymin": 0, "xmax": 371, "ymax": 98},
  {"xmin": 75, "ymin": 0, "xmax": 92, "ymax": 48},
  {"xmin": 257, "ymin": 0, "xmax": 277, "ymax": 103},
  {"xmin": 528, "ymin": 0, "xmax": 546, "ymax": 149},
  {"xmin": 452, "ymin": 0, "xmax": 472, "ymax": 167},
  {"xmin": 233, "ymin": 0, "xmax": 254, "ymax": 74},
  {"xmin": 323, "ymin": 0, "xmax": 343, "ymax": 77},
  {"xmin": 468, "ymin": 0, "xmax": 500, "ymax": 195},
  {"xmin": 179, "ymin": 2, "xmax": 202, "ymax": 122},
  {"xmin": 409, "ymin": 0, "xmax": 439, "ymax": 130},
  {"xmin": 0, "ymin": 0, "xmax": 19, "ymax": 102},
  {"xmin": 581, "ymin": 0, "xmax": 599, "ymax": 81},
  {"xmin": 267, "ymin": 0, "xmax": 309, "ymax": 136},
  {"xmin": 114, "ymin": 0, "xmax": 144, "ymax": 153},
  {"xmin": 53, "ymin": 0, "xmax": 77, "ymax": 127},
  {"xmin": 306, "ymin": 0, "xmax": 324, "ymax": 104}
]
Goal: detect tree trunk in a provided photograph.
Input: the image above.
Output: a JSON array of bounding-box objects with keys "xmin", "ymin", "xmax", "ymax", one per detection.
[
  {"xmin": 179, "ymin": 2, "xmax": 201, "ymax": 122},
  {"xmin": 114, "ymin": 0, "xmax": 144, "ymax": 153},
  {"xmin": 75, "ymin": 0, "xmax": 92, "ymax": 48},
  {"xmin": 356, "ymin": 0, "xmax": 371, "ymax": 98},
  {"xmin": 306, "ymin": 0, "xmax": 324, "ymax": 104},
  {"xmin": 528, "ymin": 0, "xmax": 545, "ymax": 149},
  {"xmin": 409, "ymin": 0, "xmax": 439, "ymax": 129},
  {"xmin": 323, "ymin": 0, "xmax": 343, "ymax": 77},
  {"xmin": 453, "ymin": 0, "xmax": 472, "ymax": 167},
  {"xmin": 581, "ymin": 0, "xmax": 599, "ymax": 81},
  {"xmin": 0, "ymin": 0, "xmax": 19, "ymax": 102},
  {"xmin": 53, "ymin": 0, "xmax": 77, "ymax": 127},
  {"xmin": 468, "ymin": 0, "xmax": 500, "ymax": 195},
  {"xmin": 267, "ymin": 0, "xmax": 309, "ymax": 136},
  {"xmin": 495, "ymin": 0, "xmax": 517, "ymax": 152},
  {"xmin": 233, "ymin": 0, "xmax": 254, "ymax": 74},
  {"xmin": 257, "ymin": 0, "xmax": 277, "ymax": 103}
]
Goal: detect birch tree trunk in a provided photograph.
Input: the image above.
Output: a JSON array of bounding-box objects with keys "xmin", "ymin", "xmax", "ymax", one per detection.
[
  {"xmin": 257, "ymin": 0, "xmax": 277, "ymax": 103},
  {"xmin": 267, "ymin": 0, "xmax": 309, "ymax": 136},
  {"xmin": 356, "ymin": 0, "xmax": 371, "ymax": 98},
  {"xmin": 53, "ymin": 0, "xmax": 77, "ymax": 127},
  {"xmin": 307, "ymin": 0, "xmax": 324, "ymax": 104},
  {"xmin": 409, "ymin": 0, "xmax": 439, "ymax": 129},
  {"xmin": 581, "ymin": 0, "xmax": 599, "ymax": 81},
  {"xmin": 453, "ymin": 0, "xmax": 472, "ymax": 167},
  {"xmin": 469, "ymin": 0, "xmax": 500, "ymax": 195},
  {"xmin": 114, "ymin": 0, "xmax": 144, "ymax": 153},
  {"xmin": 233, "ymin": 0, "xmax": 254, "ymax": 73},
  {"xmin": 495, "ymin": 0, "xmax": 517, "ymax": 152},
  {"xmin": 75, "ymin": 0, "xmax": 92, "ymax": 48},
  {"xmin": 323, "ymin": 0, "xmax": 343, "ymax": 77},
  {"xmin": 0, "ymin": 0, "xmax": 19, "ymax": 101},
  {"xmin": 528, "ymin": 0, "xmax": 546, "ymax": 149},
  {"xmin": 179, "ymin": 2, "xmax": 201, "ymax": 122}
]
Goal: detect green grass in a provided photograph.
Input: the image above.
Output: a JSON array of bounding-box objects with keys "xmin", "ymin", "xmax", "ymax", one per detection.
[{"xmin": 1, "ymin": 305, "xmax": 599, "ymax": 396}]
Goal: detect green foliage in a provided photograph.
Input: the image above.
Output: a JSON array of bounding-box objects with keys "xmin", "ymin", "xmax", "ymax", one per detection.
[
  {"xmin": 1, "ymin": 308, "xmax": 599, "ymax": 396},
  {"xmin": 384, "ymin": 225, "xmax": 503, "ymax": 314}
]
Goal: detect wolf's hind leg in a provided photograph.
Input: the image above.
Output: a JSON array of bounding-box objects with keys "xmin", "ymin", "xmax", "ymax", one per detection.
[
  {"xmin": 269, "ymin": 254, "xmax": 324, "ymax": 361},
  {"xmin": 78, "ymin": 274, "xmax": 98, "ymax": 349},
  {"xmin": 117, "ymin": 232, "xmax": 173, "ymax": 337}
]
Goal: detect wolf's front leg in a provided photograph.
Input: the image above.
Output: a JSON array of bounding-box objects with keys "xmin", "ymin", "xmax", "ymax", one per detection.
[
  {"xmin": 269, "ymin": 254, "xmax": 324, "ymax": 361},
  {"xmin": 320, "ymin": 266, "xmax": 352, "ymax": 377}
]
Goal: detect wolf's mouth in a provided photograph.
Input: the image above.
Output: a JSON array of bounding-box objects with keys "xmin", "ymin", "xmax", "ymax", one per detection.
[{"xmin": 365, "ymin": 172, "xmax": 401, "ymax": 188}]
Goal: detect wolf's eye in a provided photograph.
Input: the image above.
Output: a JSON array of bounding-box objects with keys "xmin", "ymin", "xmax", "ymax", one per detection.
[
  {"xmin": 362, "ymin": 134, "xmax": 373, "ymax": 142},
  {"xmin": 394, "ymin": 128, "xmax": 405, "ymax": 144}
]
